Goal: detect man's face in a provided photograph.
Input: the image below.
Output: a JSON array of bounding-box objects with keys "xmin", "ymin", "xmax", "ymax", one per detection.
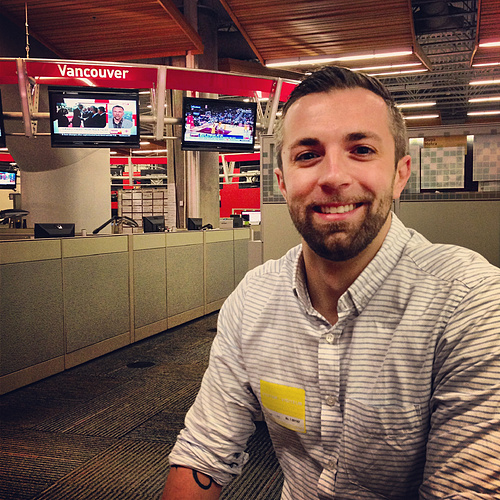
[
  {"xmin": 113, "ymin": 107, "xmax": 124, "ymax": 121},
  {"xmin": 275, "ymin": 88, "xmax": 410, "ymax": 262}
]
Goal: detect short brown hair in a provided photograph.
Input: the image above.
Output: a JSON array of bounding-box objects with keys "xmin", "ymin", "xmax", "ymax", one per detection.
[{"xmin": 275, "ymin": 66, "xmax": 408, "ymax": 170}]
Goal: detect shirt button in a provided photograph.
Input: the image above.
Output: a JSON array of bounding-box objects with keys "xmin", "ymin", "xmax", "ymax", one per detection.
[
  {"xmin": 327, "ymin": 459, "xmax": 337, "ymax": 471},
  {"xmin": 325, "ymin": 333, "xmax": 335, "ymax": 344},
  {"xmin": 326, "ymin": 395, "xmax": 337, "ymax": 406}
]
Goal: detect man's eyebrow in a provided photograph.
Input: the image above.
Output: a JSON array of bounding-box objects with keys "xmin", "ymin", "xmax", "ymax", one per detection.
[
  {"xmin": 289, "ymin": 137, "xmax": 320, "ymax": 149},
  {"xmin": 346, "ymin": 131, "xmax": 382, "ymax": 142}
]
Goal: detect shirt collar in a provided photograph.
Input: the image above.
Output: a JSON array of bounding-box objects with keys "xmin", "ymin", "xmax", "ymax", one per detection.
[{"xmin": 291, "ymin": 213, "xmax": 412, "ymax": 317}]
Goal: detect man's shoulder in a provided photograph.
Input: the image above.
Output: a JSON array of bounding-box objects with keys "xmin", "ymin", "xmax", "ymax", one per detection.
[{"xmin": 403, "ymin": 233, "xmax": 500, "ymax": 289}]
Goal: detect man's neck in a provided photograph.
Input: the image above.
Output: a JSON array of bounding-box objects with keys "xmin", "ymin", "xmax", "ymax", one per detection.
[{"xmin": 302, "ymin": 216, "xmax": 392, "ymax": 325}]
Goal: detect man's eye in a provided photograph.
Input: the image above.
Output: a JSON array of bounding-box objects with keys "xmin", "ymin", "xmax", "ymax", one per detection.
[
  {"xmin": 352, "ymin": 146, "xmax": 375, "ymax": 155},
  {"xmin": 295, "ymin": 151, "xmax": 319, "ymax": 162}
]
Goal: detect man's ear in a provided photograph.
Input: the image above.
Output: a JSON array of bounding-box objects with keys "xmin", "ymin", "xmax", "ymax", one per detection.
[
  {"xmin": 274, "ymin": 167, "xmax": 288, "ymax": 201},
  {"xmin": 393, "ymin": 154, "xmax": 411, "ymax": 200}
]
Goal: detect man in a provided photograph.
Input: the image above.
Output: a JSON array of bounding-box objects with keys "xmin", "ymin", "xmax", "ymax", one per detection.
[
  {"xmin": 110, "ymin": 104, "xmax": 133, "ymax": 128},
  {"xmin": 71, "ymin": 103, "xmax": 83, "ymax": 128},
  {"xmin": 94, "ymin": 106, "xmax": 107, "ymax": 128},
  {"xmin": 162, "ymin": 66, "xmax": 500, "ymax": 499}
]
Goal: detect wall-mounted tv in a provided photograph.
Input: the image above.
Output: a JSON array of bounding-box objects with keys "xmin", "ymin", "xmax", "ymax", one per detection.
[
  {"xmin": 181, "ymin": 97, "xmax": 257, "ymax": 153},
  {"xmin": 48, "ymin": 86, "xmax": 140, "ymax": 148},
  {"xmin": 0, "ymin": 89, "xmax": 6, "ymax": 148},
  {"xmin": 0, "ymin": 167, "xmax": 16, "ymax": 190}
]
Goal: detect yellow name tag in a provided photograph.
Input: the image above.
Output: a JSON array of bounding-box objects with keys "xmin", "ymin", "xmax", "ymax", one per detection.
[{"xmin": 260, "ymin": 380, "xmax": 306, "ymax": 433}]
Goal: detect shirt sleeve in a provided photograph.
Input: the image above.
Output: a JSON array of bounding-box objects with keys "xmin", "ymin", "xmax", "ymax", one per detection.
[
  {"xmin": 168, "ymin": 278, "xmax": 262, "ymax": 486},
  {"xmin": 421, "ymin": 275, "xmax": 500, "ymax": 498}
]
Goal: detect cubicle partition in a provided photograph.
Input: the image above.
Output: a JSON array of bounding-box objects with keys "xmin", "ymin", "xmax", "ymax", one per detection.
[
  {"xmin": 0, "ymin": 227, "xmax": 251, "ymax": 395},
  {"xmin": 0, "ymin": 239, "xmax": 65, "ymax": 392}
]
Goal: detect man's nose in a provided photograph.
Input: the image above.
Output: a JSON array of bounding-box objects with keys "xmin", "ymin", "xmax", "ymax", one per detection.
[{"xmin": 317, "ymin": 151, "xmax": 352, "ymax": 189}]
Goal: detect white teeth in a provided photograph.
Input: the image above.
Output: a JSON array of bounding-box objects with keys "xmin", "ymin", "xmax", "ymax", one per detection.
[{"xmin": 321, "ymin": 204, "xmax": 355, "ymax": 214}]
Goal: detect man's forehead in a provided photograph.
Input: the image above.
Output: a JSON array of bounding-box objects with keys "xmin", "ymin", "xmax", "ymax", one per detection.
[{"xmin": 282, "ymin": 90, "xmax": 390, "ymax": 139}]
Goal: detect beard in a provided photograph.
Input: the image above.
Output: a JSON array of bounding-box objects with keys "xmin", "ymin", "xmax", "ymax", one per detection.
[{"xmin": 287, "ymin": 192, "xmax": 393, "ymax": 262}]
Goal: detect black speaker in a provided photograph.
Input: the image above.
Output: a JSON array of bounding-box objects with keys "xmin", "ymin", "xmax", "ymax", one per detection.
[
  {"xmin": 34, "ymin": 223, "xmax": 75, "ymax": 239},
  {"xmin": 187, "ymin": 217, "xmax": 202, "ymax": 230}
]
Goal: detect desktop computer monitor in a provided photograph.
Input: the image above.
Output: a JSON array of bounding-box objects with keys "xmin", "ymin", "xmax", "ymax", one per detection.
[
  {"xmin": 143, "ymin": 216, "xmax": 165, "ymax": 232},
  {"xmin": 187, "ymin": 217, "xmax": 202, "ymax": 230}
]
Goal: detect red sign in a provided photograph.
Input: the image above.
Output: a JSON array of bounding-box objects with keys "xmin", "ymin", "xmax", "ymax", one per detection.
[
  {"xmin": 25, "ymin": 61, "xmax": 158, "ymax": 89},
  {"xmin": 0, "ymin": 60, "xmax": 18, "ymax": 84},
  {"xmin": 110, "ymin": 157, "xmax": 168, "ymax": 165},
  {"xmin": 166, "ymin": 67, "xmax": 278, "ymax": 99}
]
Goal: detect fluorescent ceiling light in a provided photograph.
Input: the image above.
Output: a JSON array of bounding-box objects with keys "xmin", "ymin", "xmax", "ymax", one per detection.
[
  {"xmin": 469, "ymin": 96, "xmax": 500, "ymax": 103},
  {"xmin": 265, "ymin": 50, "xmax": 413, "ymax": 68},
  {"xmin": 479, "ymin": 41, "xmax": 500, "ymax": 48},
  {"xmin": 336, "ymin": 50, "xmax": 413, "ymax": 61},
  {"xmin": 397, "ymin": 102, "xmax": 436, "ymax": 108},
  {"xmin": 371, "ymin": 69, "xmax": 427, "ymax": 77},
  {"xmin": 473, "ymin": 62, "xmax": 500, "ymax": 67},
  {"xmin": 352, "ymin": 62, "xmax": 422, "ymax": 71},
  {"xmin": 403, "ymin": 114, "xmax": 439, "ymax": 120},
  {"xmin": 467, "ymin": 110, "xmax": 500, "ymax": 116},
  {"xmin": 470, "ymin": 79, "xmax": 500, "ymax": 85}
]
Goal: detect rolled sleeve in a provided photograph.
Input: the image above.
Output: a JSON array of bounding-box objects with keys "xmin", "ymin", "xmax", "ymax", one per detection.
[{"xmin": 169, "ymin": 282, "xmax": 261, "ymax": 486}]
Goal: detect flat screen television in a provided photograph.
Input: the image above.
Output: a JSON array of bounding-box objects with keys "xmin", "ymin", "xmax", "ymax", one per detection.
[
  {"xmin": 0, "ymin": 89, "xmax": 6, "ymax": 148},
  {"xmin": 48, "ymin": 86, "xmax": 140, "ymax": 148},
  {"xmin": 181, "ymin": 97, "xmax": 257, "ymax": 152},
  {"xmin": 0, "ymin": 168, "xmax": 17, "ymax": 190},
  {"xmin": 34, "ymin": 223, "xmax": 75, "ymax": 239},
  {"xmin": 143, "ymin": 215, "xmax": 165, "ymax": 232}
]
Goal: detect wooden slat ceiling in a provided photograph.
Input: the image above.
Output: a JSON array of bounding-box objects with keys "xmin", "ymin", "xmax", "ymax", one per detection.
[
  {"xmin": 472, "ymin": 0, "xmax": 500, "ymax": 67},
  {"xmin": 0, "ymin": 0, "xmax": 203, "ymax": 61},
  {"xmin": 219, "ymin": 0, "xmax": 427, "ymax": 71}
]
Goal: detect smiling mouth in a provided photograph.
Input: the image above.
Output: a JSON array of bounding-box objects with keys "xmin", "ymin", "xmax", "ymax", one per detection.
[{"xmin": 315, "ymin": 203, "xmax": 362, "ymax": 214}]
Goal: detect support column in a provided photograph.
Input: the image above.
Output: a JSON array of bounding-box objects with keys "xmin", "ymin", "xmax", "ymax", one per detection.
[{"xmin": 195, "ymin": 3, "xmax": 221, "ymax": 228}]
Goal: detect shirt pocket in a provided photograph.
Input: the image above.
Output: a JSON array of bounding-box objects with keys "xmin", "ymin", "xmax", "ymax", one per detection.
[{"xmin": 343, "ymin": 398, "xmax": 428, "ymax": 499}]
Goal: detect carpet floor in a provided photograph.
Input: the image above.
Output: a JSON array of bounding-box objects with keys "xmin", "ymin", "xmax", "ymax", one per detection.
[{"xmin": 0, "ymin": 312, "xmax": 283, "ymax": 499}]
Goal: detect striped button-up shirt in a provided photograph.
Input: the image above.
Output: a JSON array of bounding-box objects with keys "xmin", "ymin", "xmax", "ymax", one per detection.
[{"xmin": 170, "ymin": 214, "xmax": 500, "ymax": 499}]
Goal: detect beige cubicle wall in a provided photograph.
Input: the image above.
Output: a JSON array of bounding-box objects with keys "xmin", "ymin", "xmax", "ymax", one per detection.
[
  {"xmin": 398, "ymin": 200, "xmax": 500, "ymax": 268},
  {"xmin": 62, "ymin": 236, "xmax": 132, "ymax": 368},
  {"xmin": 132, "ymin": 232, "xmax": 169, "ymax": 341},
  {"xmin": 0, "ymin": 227, "xmax": 251, "ymax": 395},
  {"xmin": 166, "ymin": 231, "xmax": 205, "ymax": 329},
  {"xmin": 0, "ymin": 239, "xmax": 65, "ymax": 393},
  {"xmin": 205, "ymin": 230, "xmax": 235, "ymax": 314}
]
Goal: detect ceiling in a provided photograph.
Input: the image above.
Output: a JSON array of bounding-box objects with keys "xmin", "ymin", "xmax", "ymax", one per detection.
[{"xmin": 1, "ymin": 0, "xmax": 500, "ymax": 127}]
